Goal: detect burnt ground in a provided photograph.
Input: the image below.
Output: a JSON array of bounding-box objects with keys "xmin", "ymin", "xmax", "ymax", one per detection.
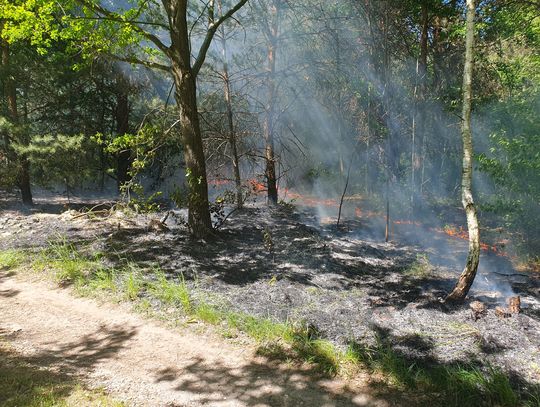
[{"xmin": 1, "ymin": 192, "xmax": 540, "ymax": 391}]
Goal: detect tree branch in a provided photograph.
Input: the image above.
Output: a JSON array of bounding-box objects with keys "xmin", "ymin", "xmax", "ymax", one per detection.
[
  {"xmin": 75, "ymin": 0, "xmax": 171, "ymax": 57},
  {"xmin": 110, "ymin": 54, "xmax": 171, "ymax": 72},
  {"xmin": 192, "ymin": 0, "xmax": 249, "ymax": 76}
]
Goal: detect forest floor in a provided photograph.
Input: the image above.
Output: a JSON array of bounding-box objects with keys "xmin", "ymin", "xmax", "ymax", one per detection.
[{"xmin": 1, "ymin": 192, "xmax": 540, "ymax": 406}]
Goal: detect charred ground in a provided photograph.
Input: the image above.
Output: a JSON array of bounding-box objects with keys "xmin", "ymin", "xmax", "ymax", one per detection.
[{"xmin": 1, "ymin": 193, "xmax": 539, "ymax": 397}]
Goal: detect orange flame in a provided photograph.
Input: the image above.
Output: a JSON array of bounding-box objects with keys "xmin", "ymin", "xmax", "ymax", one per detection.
[{"xmin": 248, "ymin": 179, "xmax": 266, "ymax": 193}]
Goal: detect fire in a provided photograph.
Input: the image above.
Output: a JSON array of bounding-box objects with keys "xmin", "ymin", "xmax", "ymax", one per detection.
[
  {"xmin": 393, "ymin": 219, "xmax": 421, "ymax": 226},
  {"xmin": 353, "ymin": 206, "xmax": 508, "ymax": 257},
  {"xmin": 248, "ymin": 179, "xmax": 266, "ymax": 193},
  {"xmin": 437, "ymin": 225, "xmax": 469, "ymax": 240},
  {"xmin": 283, "ymin": 190, "xmax": 339, "ymax": 207}
]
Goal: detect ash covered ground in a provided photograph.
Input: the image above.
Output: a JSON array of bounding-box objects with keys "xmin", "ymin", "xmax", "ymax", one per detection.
[{"xmin": 1, "ymin": 193, "xmax": 539, "ymax": 388}]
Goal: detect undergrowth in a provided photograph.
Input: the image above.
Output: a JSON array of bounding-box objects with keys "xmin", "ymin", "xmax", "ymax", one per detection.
[
  {"xmin": 0, "ymin": 249, "xmax": 25, "ymax": 270},
  {"xmin": 1, "ymin": 243, "xmax": 539, "ymax": 406}
]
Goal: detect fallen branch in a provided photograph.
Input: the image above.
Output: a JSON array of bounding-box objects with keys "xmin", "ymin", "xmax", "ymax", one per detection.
[
  {"xmin": 492, "ymin": 271, "xmax": 528, "ymax": 278},
  {"xmin": 71, "ymin": 209, "xmax": 110, "ymax": 219}
]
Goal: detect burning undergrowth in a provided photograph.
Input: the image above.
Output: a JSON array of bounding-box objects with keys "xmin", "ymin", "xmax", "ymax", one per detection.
[{"xmin": 1, "ymin": 196, "xmax": 539, "ymax": 389}]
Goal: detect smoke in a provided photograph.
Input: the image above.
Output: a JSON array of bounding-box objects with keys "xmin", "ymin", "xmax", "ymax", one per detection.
[{"xmin": 88, "ymin": 1, "xmax": 535, "ymax": 300}]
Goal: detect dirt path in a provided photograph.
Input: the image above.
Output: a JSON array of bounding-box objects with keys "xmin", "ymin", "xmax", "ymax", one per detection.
[{"xmin": 0, "ymin": 274, "xmax": 392, "ymax": 407}]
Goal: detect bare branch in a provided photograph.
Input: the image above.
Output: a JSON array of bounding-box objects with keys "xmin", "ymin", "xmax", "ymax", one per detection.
[{"xmin": 192, "ymin": 0, "xmax": 249, "ymax": 76}]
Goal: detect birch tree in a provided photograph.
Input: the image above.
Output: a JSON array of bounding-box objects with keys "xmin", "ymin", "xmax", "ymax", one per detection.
[{"xmin": 446, "ymin": 0, "xmax": 480, "ymax": 302}]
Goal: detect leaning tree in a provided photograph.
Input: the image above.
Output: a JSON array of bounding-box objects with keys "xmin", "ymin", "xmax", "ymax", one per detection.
[{"xmin": 446, "ymin": 0, "xmax": 480, "ymax": 302}]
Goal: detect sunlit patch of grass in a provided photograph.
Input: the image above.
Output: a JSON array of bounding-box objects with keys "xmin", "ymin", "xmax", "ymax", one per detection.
[
  {"xmin": 345, "ymin": 338, "xmax": 528, "ymax": 406},
  {"xmin": 149, "ymin": 269, "xmax": 192, "ymax": 312},
  {"xmin": 404, "ymin": 254, "xmax": 431, "ymax": 278},
  {"xmin": 0, "ymin": 249, "xmax": 25, "ymax": 270},
  {"xmin": 292, "ymin": 337, "xmax": 342, "ymax": 375},
  {"xmin": 87, "ymin": 267, "xmax": 116, "ymax": 292},
  {"xmin": 226, "ymin": 313, "xmax": 294, "ymax": 343},
  {"xmin": 0, "ymin": 343, "xmax": 123, "ymax": 407},
  {"xmin": 194, "ymin": 303, "xmax": 222, "ymax": 324},
  {"xmin": 34, "ymin": 239, "xmax": 99, "ymax": 286},
  {"xmin": 121, "ymin": 266, "xmax": 144, "ymax": 301}
]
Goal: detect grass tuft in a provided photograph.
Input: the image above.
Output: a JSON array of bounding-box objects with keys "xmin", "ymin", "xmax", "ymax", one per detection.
[
  {"xmin": 34, "ymin": 239, "xmax": 99, "ymax": 285},
  {"xmin": 122, "ymin": 265, "xmax": 145, "ymax": 301},
  {"xmin": 0, "ymin": 249, "xmax": 25, "ymax": 270},
  {"xmin": 149, "ymin": 269, "xmax": 192, "ymax": 312},
  {"xmin": 195, "ymin": 303, "xmax": 222, "ymax": 324},
  {"xmin": 346, "ymin": 338, "xmax": 527, "ymax": 406}
]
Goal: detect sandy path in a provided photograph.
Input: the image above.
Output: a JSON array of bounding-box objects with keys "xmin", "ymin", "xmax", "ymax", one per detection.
[{"xmin": 0, "ymin": 274, "xmax": 391, "ymax": 407}]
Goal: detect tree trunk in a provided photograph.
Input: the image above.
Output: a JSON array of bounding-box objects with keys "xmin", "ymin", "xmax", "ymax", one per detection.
[
  {"xmin": 115, "ymin": 90, "xmax": 131, "ymax": 192},
  {"xmin": 172, "ymin": 66, "xmax": 212, "ymax": 237},
  {"xmin": 446, "ymin": 0, "xmax": 480, "ymax": 302},
  {"xmin": 220, "ymin": 22, "xmax": 243, "ymax": 208},
  {"xmin": 1, "ymin": 24, "xmax": 33, "ymax": 205},
  {"xmin": 166, "ymin": 0, "xmax": 212, "ymax": 238},
  {"xmin": 264, "ymin": 1, "xmax": 280, "ymax": 206},
  {"xmin": 411, "ymin": 3, "xmax": 429, "ymax": 215}
]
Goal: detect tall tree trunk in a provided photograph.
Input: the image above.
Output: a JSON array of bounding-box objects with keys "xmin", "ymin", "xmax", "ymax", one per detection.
[
  {"xmin": 446, "ymin": 0, "xmax": 480, "ymax": 302},
  {"xmin": 412, "ymin": 3, "xmax": 429, "ymax": 215},
  {"xmin": 1, "ymin": 23, "xmax": 32, "ymax": 205},
  {"xmin": 264, "ymin": 0, "xmax": 280, "ymax": 206},
  {"xmin": 219, "ymin": 13, "xmax": 243, "ymax": 208},
  {"xmin": 115, "ymin": 89, "xmax": 131, "ymax": 192},
  {"xmin": 171, "ymin": 66, "xmax": 212, "ymax": 237},
  {"xmin": 166, "ymin": 0, "xmax": 212, "ymax": 238}
]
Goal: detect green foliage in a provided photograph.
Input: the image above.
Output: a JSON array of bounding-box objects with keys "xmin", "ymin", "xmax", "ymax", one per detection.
[
  {"xmin": 291, "ymin": 337, "xmax": 342, "ymax": 375},
  {"xmin": 0, "ymin": 249, "xmax": 25, "ymax": 270},
  {"xmin": 0, "ymin": 0, "xmax": 153, "ymax": 60},
  {"xmin": 35, "ymin": 239, "xmax": 99, "ymax": 285},
  {"xmin": 16, "ymin": 133, "xmax": 99, "ymax": 188},
  {"xmin": 122, "ymin": 267, "xmax": 144, "ymax": 301},
  {"xmin": 477, "ymin": 86, "xmax": 540, "ymax": 252},
  {"xmin": 149, "ymin": 270, "xmax": 192, "ymax": 313},
  {"xmin": 87, "ymin": 267, "xmax": 116, "ymax": 292}
]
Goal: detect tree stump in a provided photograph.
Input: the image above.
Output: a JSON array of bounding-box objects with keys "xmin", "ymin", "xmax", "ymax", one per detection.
[
  {"xmin": 470, "ymin": 300, "xmax": 487, "ymax": 320},
  {"xmin": 508, "ymin": 296, "xmax": 521, "ymax": 314}
]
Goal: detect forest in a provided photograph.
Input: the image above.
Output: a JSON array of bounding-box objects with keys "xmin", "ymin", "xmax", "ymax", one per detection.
[{"xmin": 1, "ymin": 0, "xmax": 539, "ymax": 406}]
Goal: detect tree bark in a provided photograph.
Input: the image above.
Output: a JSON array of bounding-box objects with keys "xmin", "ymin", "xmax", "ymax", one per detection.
[
  {"xmin": 115, "ymin": 88, "xmax": 131, "ymax": 192},
  {"xmin": 219, "ymin": 11, "xmax": 243, "ymax": 208},
  {"xmin": 411, "ymin": 3, "xmax": 429, "ymax": 215},
  {"xmin": 1, "ymin": 23, "xmax": 33, "ymax": 205},
  {"xmin": 446, "ymin": 0, "xmax": 480, "ymax": 302},
  {"xmin": 171, "ymin": 66, "xmax": 213, "ymax": 237},
  {"xmin": 164, "ymin": 0, "xmax": 212, "ymax": 237},
  {"xmin": 263, "ymin": 0, "xmax": 280, "ymax": 206}
]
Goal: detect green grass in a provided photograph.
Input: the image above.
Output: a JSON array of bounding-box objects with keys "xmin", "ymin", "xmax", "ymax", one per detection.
[
  {"xmin": 122, "ymin": 266, "xmax": 145, "ymax": 301},
  {"xmin": 0, "ymin": 343, "xmax": 123, "ymax": 407},
  {"xmin": 345, "ymin": 337, "xmax": 538, "ymax": 407},
  {"xmin": 149, "ymin": 269, "xmax": 192, "ymax": 312},
  {"xmin": 404, "ymin": 254, "xmax": 431, "ymax": 278},
  {"xmin": 0, "ymin": 249, "xmax": 25, "ymax": 270},
  {"xmin": 87, "ymin": 267, "xmax": 116, "ymax": 292},
  {"xmin": 33, "ymin": 239, "xmax": 101, "ymax": 285}
]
